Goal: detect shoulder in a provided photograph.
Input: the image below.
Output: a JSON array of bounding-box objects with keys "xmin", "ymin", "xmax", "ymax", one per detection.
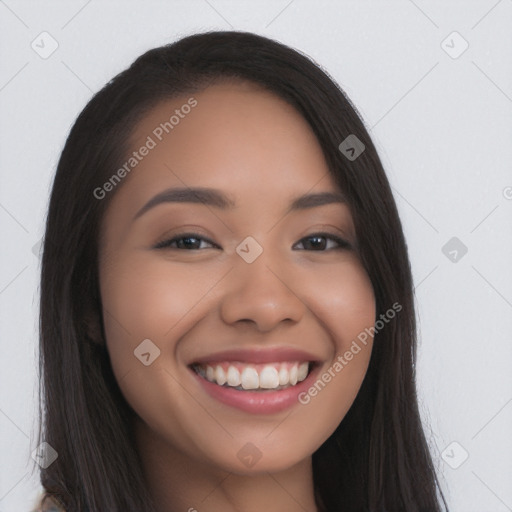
[{"xmin": 31, "ymin": 491, "xmax": 66, "ymax": 512}]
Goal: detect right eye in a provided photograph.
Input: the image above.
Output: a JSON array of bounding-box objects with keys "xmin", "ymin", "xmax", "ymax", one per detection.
[{"xmin": 153, "ymin": 233, "xmax": 218, "ymax": 251}]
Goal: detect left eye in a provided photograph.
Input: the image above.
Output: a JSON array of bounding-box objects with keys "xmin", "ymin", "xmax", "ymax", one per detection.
[
  {"xmin": 294, "ymin": 233, "xmax": 352, "ymax": 251},
  {"xmin": 154, "ymin": 232, "xmax": 352, "ymax": 251}
]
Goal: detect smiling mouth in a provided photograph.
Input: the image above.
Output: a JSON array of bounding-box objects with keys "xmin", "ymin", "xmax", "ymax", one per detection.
[{"xmin": 190, "ymin": 361, "xmax": 315, "ymax": 392}]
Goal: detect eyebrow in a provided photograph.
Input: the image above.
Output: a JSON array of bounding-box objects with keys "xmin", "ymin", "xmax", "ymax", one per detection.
[{"xmin": 132, "ymin": 186, "xmax": 347, "ymax": 221}]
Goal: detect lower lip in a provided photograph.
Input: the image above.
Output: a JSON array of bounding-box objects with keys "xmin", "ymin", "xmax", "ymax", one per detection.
[{"xmin": 189, "ymin": 364, "xmax": 321, "ymax": 414}]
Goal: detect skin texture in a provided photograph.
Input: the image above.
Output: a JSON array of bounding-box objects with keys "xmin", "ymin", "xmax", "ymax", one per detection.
[{"xmin": 98, "ymin": 81, "xmax": 376, "ymax": 512}]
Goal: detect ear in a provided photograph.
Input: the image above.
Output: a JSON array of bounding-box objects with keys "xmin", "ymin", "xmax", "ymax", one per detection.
[{"xmin": 83, "ymin": 303, "xmax": 105, "ymax": 346}]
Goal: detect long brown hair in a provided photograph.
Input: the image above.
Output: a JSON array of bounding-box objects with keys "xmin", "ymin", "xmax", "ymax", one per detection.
[{"xmin": 36, "ymin": 30, "xmax": 448, "ymax": 511}]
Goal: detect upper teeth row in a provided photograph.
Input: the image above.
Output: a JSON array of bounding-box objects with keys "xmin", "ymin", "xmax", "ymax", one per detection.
[{"xmin": 196, "ymin": 362, "xmax": 309, "ymax": 390}]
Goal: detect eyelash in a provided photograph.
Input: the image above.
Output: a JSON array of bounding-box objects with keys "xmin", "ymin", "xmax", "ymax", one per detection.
[{"xmin": 153, "ymin": 232, "xmax": 352, "ymax": 252}]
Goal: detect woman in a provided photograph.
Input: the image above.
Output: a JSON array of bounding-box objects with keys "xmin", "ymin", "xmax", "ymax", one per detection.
[{"xmin": 33, "ymin": 30, "xmax": 448, "ymax": 511}]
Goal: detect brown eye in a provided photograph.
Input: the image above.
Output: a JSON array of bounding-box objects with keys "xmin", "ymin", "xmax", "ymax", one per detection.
[
  {"xmin": 154, "ymin": 233, "xmax": 217, "ymax": 250},
  {"xmin": 294, "ymin": 233, "xmax": 352, "ymax": 251}
]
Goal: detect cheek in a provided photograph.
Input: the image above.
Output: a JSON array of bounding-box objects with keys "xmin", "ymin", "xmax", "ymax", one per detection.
[
  {"xmin": 98, "ymin": 251, "xmax": 237, "ymax": 424},
  {"xmin": 295, "ymin": 257, "xmax": 375, "ymax": 433},
  {"xmin": 100, "ymin": 255, "xmax": 214, "ymax": 348},
  {"xmin": 304, "ymin": 255, "xmax": 376, "ymax": 347},
  {"xmin": 99, "ymin": 255, "xmax": 186, "ymax": 386},
  {"xmin": 98, "ymin": 255, "xmax": 221, "ymax": 447}
]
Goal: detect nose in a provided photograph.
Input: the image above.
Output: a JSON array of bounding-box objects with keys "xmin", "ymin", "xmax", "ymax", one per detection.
[{"xmin": 219, "ymin": 252, "xmax": 306, "ymax": 333}]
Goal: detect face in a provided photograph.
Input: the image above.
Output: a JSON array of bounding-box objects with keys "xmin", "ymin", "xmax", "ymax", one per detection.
[{"xmin": 98, "ymin": 81, "xmax": 376, "ymax": 475}]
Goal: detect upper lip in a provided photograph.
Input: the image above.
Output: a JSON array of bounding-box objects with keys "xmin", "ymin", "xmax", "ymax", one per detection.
[{"xmin": 189, "ymin": 346, "xmax": 322, "ymax": 366}]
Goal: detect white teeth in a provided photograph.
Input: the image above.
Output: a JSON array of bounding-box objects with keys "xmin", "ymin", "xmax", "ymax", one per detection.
[
  {"xmin": 195, "ymin": 361, "xmax": 312, "ymax": 390},
  {"xmin": 259, "ymin": 366, "xmax": 280, "ymax": 389},
  {"xmin": 289, "ymin": 364, "xmax": 298, "ymax": 386},
  {"xmin": 226, "ymin": 365, "xmax": 241, "ymax": 386},
  {"xmin": 215, "ymin": 366, "xmax": 227, "ymax": 386},
  {"xmin": 298, "ymin": 362, "xmax": 308, "ymax": 381},
  {"xmin": 278, "ymin": 366, "xmax": 289, "ymax": 385},
  {"xmin": 241, "ymin": 367, "xmax": 259, "ymax": 389}
]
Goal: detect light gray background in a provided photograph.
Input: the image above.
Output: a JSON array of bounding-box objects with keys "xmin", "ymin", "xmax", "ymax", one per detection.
[{"xmin": 1, "ymin": 1, "xmax": 511, "ymax": 511}]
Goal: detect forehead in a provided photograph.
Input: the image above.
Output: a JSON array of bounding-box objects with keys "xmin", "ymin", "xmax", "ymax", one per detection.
[
  {"xmin": 101, "ymin": 81, "xmax": 345, "ymax": 237},
  {"xmin": 126, "ymin": 81, "xmax": 337, "ymax": 188}
]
